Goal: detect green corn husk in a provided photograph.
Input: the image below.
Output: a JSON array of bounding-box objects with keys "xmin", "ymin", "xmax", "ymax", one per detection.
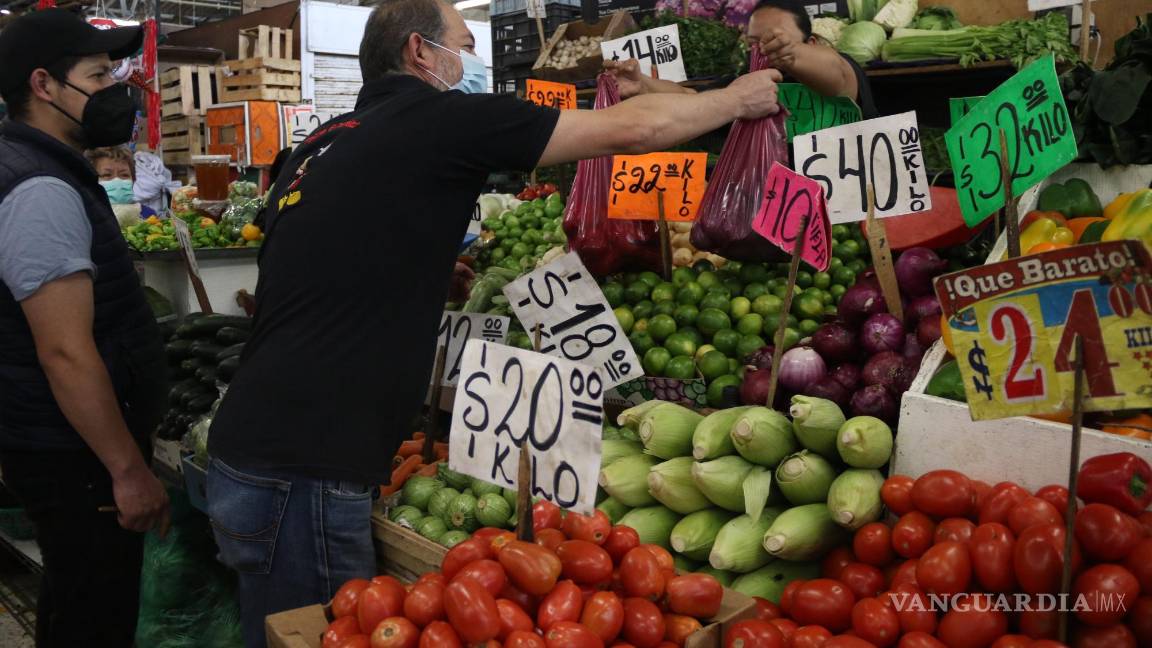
[
  {"xmin": 670, "ymin": 508, "xmax": 738, "ymax": 561},
  {"xmin": 673, "ymin": 555, "xmax": 701, "ymax": 573},
  {"xmin": 617, "ymin": 400, "xmax": 665, "ymax": 427},
  {"xmin": 693, "ymin": 456, "xmax": 757, "ymax": 512},
  {"xmin": 837, "ymin": 416, "xmax": 894, "ymax": 468},
  {"xmin": 692, "ymin": 406, "xmax": 753, "ymax": 460},
  {"xmin": 618, "ymin": 505, "xmax": 681, "ymax": 549},
  {"xmin": 762, "ymin": 504, "xmax": 848, "ymax": 561},
  {"xmin": 618, "ymin": 426, "xmax": 641, "ymax": 442},
  {"xmin": 602, "ymin": 439, "xmax": 644, "ymax": 468},
  {"xmin": 639, "ymin": 402, "xmax": 705, "ymax": 459},
  {"xmin": 731, "ymin": 408, "xmax": 799, "ymax": 468},
  {"xmin": 775, "ymin": 451, "xmax": 839, "ymax": 505},
  {"xmin": 731, "ymin": 561, "xmax": 822, "ymax": 603},
  {"xmin": 600, "ymin": 454, "xmax": 660, "ymax": 507},
  {"xmin": 597, "ymin": 496, "xmax": 632, "ymax": 524},
  {"xmin": 743, "ymin": 467, "xmax": 785, "ymax": 522},
  {"xmin": 602, "ymin": 425, "xmax": 622, "ymax": 441},
  {"xmin": 709, "ymin": 510, "xmax": 783, "ymax": 573},
  {"xmin": 697, "ymin": 565, "xmax": 736, "ymax": 587},
  {"xmin": 648, "ymin": 457, "xmax": 713, "ymax": 514},
  {"xmin": 790, "ymin": 396, "xmax": 846, "ymax": 457},
  {"xmin": 827, "ymin": 469, "xmax": 885, "ymax": 530}
]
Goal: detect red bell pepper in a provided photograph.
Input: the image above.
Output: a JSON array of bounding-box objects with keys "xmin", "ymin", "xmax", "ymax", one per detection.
[{"xmin": 1076, "ymin": 452, "xmax": 1152, "ymax": 515}]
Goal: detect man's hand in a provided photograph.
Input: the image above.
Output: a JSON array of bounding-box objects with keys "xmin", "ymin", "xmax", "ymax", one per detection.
[
  {"xmin": 449, "ymin": 262, "xmax": 475, "ymax": 303},
  {"xmin": 725, "ymin": 68, "xmax": 784, "ymax": 120},
  {"xmin": 757, "ymin": 29, "xmax": 800, "ymax": 71},
  {"xmin": 603, "ymin": 59, "xmax": 646, "ymax": 99},
  {"xmin": 112, "ymin": 462, "xmax": 170, "ymax": 536}
]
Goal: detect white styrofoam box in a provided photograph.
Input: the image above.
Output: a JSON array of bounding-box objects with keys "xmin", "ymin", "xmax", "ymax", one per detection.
[
  {"xmin": 142, "ymin": 254, "xmax": 257, "ymax": 317},
  {"xmin": 894, "ymin": 340, "xmax": 1152, "ymax": 491}
]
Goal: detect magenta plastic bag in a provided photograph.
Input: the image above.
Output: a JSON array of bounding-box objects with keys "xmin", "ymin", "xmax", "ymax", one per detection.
[
  {"xmin": 690, "ymin": 49, "xmax": 790, "ymax": 262},
  {"xmin": 562, "ymin": 74, "xmax": 661, "ymax": 277}
]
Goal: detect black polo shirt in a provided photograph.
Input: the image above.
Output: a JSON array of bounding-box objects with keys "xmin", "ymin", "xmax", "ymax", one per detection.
[{"xmin": 209, "ymin": 75, "xmax": 560, "ymax": 485}]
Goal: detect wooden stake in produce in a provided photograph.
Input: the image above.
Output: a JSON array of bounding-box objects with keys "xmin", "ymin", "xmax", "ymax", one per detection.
[
  {"xmin": 173, "ymin": 219, "xmax": 213, "ymax": 314},
  {"xmin": 1080, "ymin": 0, "xmax": 1093, "ymax": 61},
  {"xmin": 1059, "ymin": 335, "xmax": 1086, "ymax": 644},
  {"xmin": 864, "ymin": 187, "xmax": 903, "ymax": 323},
  {"xmin": 516, "ymin": 324, "xmax": 546, "ymax": 540},
  {"xmin": 766, "ymin": 214, "xmax": 810, "ymax": 409},
  {"xmin": 422, "ymin": 344, "xmax": 449, "ymax": 464},
  {"xmin": 535, "ymin": 16, "xmax": 547, "ymax": 49},
  {"xmin": 656, "ymin": 188, "xmax": 673, "ymax": 281},
  {"xmin": 999, "ymin": 128, "xmax": 1021, "ymax": 259}
]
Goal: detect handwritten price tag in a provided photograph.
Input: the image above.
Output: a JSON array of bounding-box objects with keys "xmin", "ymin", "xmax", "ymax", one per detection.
[
  {"xmin": 449, "ymin": 340, "xmax": 604, "ymax": 514},
  {"xmin": 503, "ymin": 252, "xmax": 640, "ymax": 388},
  {"xmin": 949, "ymin": 96, "xmax": 985, "ymax": 126},
  {"xmin": 286, "ymin": 108, "xmax": 335, "ymax": 148},
  {"xmin": 934, "ymin": 241, "xmax": 1152, "ymax": 420},
  {"xmin": 434, "ymin": 312, "xmax": 510, "ymax": 387},
  {"xmin": 601, "ymin": 25, "xmax": 687, "ymax": 83},
  {"xmin": 607, "ymin": 152, "xmax": 707, "ymax": 221},
  {"xmin": 751, "ymin": 162, "xmax": 832, "ymax": 271},
  {"xmin": 945, "ymin": 55, "xmax": 1077, "ymax": 226},
  {"xmin": 794, "ymin": 111, "xmax": 932, "ymax": 224},
  {"xmin": 526, "ymin": 79, "xmax": 577, "ymax": 110},
  {"xmin": 779, "ymin": 83, "xmax": 862, "ymax": 142}
]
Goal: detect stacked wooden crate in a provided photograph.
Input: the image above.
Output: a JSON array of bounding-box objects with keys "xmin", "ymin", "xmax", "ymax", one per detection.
[
  {"xmin": 158, "ymin": 65, "xmax": 221, "ymax": 166},
  {"xmin": 219, "ymin": 26, "xmax": 301, "ymax": 103}
]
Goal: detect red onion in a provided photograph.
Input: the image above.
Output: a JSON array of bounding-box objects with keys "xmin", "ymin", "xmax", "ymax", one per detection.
[
  {"xmin": 902, "ymin": 333, "xmax": 926, "ymax": 367},
  {"xmin": 863, "ymin": 350, "xmax": 914, "ymax": 396},
  {"xmin": 740, "ymin": 367, "xmax": 774, "ymax": 406},
  {"xmin": 838, "ymin": 282, "xmax": 887, "ymax": 325},
  {"xmin": 905, "ymin": 295, "xmax": 942, "ymax": 328},
  {"xmin": 861, "ymin": 313, "xmax": 905, "ymax": 355},
  {"xmin": 810, "ymin": 322, "xmax": 857, "ymax": 365},
  {"xmin": 745, "ymin": 346, "xmax": 776, "ymax": 370},
  {"xmin": 917, "ymin": 316, "xmax": 943, "ymax": 348},
  {"xmin": 803, "ymin": 376, "xmax": 851, "ymax": 409},
  {"xmin": 895, "ymin": 247, "xmax": 948, "ymax": 298},
  {"xmin": 829, "ymin": 363, "xmax": 862, "ymax": 391},
  {"xmin": 778, "ymin": 346, "xmax": 827, "ymax": 393},
  {"xmin": 850, "ymin": 384, "xmax": 899, "ymax": 424}
]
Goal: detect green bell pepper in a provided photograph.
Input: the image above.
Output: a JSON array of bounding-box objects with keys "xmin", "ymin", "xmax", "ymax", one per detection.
[
  {"xmin": 1037, "ymin": 179, "xmax": 1103, "ymax": 218},
  {"xmin": 925, "ymin": 360, "xmax": 967, "ymax": 402}
]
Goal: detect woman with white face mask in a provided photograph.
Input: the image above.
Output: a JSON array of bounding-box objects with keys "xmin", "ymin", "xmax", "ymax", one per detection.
[{"xmin": 85, "ymin": 145, "xmax": 154, "ymax": 226}]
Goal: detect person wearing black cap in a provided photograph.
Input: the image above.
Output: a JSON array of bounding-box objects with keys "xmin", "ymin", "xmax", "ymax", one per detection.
[{"xmin": 0, "ymin": 9, "xmax": 170, "ymax": 646}]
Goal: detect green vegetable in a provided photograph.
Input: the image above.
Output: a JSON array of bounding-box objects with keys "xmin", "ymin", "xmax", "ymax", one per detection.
[
  {"xmin": 827, "ymin": 469, "xmax": 886, "ymax": 530},
  {"xmin": 731, "ymin": 408, "xmax": 798, "ymax": 467},
  {"xmin": 673, "ymin": 555, "xmax": 700, "ymax": 573},
  {"xmin": 812, "ymin": 16, "xmax": 849, "ymax": 46},
  {"xmin": 428, "ymin": 487, "xmax": 461, "ymax": 520},
  {"xmin": 882, "ymin": 13, "xmax": 1079, "ymax": 69},
  {"xmin": 762, "ymin": 504, "xmax": 848, "ymax": 561},
  {"xmin": 709, "ymin": 511, "xmax": 782, "ymax": 573},
  {"xmin": 743, "ymin": 467, "xmax": 782, "ymax": 523},
  {"xmin": 697, "ymin": 566, "xmax": 736, "ymax": 587},
  {"xmin": 602, "ymin": 439, "xmax": 644, "ymax": 469},
  {"xmin": 926, "ymin": 360, "xmax": 966, "ymax": 401},
  {"xmin": 648, "ymin": 457, "xmax": 713, "ymax": 514},
  {"xmin": 639, "ymin": 13, "xmax": 746, "ymax": 78},
  {"xmin": 839, "ymin": 21, "xmax": 888, "ymax": 64},
  {"xmin": 790, "ymin": 396, "xmax": 846, "ymax": 457},
  {"xmin": 1038, "ymin": 179, "xmax": 1103, "ymax": 218},
  {"xmin": 597, "ymin": 496, "xmax": 632, "ymax": 524},
  {"xmin": 776, "ymin": 451, "xmax": 838, "ymax": 505},
  {"xmin": 911, "ymin": 6, "xmax": 962, "ymax": 30},
  {"xmin": 731, "ymin": 561, "xmax": 822, "ymax": 602},
  {"xmin": 848, "ymin": 0, "xmax": 883, "ymax": 22},
  {"xmin": 401, "ymin": 476, "xmax": 445, "ymax": 510},
  {"xmin": 600, "ymin": 454, "xmax": 660, "ymax": 507},
  {"xmin": 617, "ymin": 400, "xmax": 664, "ymax": 428},
  {"xmin": 503, "ymin": 488, "xmax": 518, "ymax": 512},
  {"xmin": 416, "ymin": 516, "xmax": 448, "ymax": 541},
  {"xmin": 670, "ymin": 509, "xmax": 737, "ymax": 561},
  {"xmin": 476, "ymin": 493, "xmax": 513, "ymax": 528},
  {"xmin": 693, "ymin": 456, "xmax": 757, "ymax": 512},
  {"xmin": 618, "ymin": 506, "xmax": 681, "ymax": 549},
  {"xmin": 470, "ymin": 478, "xmax": 504, "ymax": 498},
  {"xmin": 638, "ymin": 402, "xmax": 704, "ymax": 459},
  {"xmin": 837, "ymin": 416, "xmax": 894, "ymax": 468},
  {"xmin": 446, "ymin": 493, "xmax": 479, "ymax": 533},
  {"xmin": 389, "ymin": 505, "xmax": 423, "ymax": 528},
  {"xmin": 439, "ymin": 530, "xmax": 470, "ymax": 548},
  {"xmin": 874, "ymin": 0, "xmax": 917, "ymax": 32},
  {"xmin": 692, "ymin": 406, "xmax": 752, "ymax": 460},
  {"xmin": 438, "ymin": 464, "xmax": 473, "ymax": 491}
]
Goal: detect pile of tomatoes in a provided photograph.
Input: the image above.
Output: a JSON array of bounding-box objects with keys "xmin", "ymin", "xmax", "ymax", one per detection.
[
  {"xmin": 322, "ymin": 506, "xmax": 729, "ymax": 648},
  {"xmin": 718, "ymin": 470, "xmax": 1152, "ymax": 648}
]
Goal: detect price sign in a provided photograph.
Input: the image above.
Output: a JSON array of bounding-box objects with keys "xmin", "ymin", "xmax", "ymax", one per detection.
[
  {"xmin": 288, "ymin": 110, "xmax": 336, "ymax": 148},
  {"xmin": 468, "ymin": 200, "xmax": 483, "ymax": 236},
  {"xmin": 751, "ymin": 162, "xmax": 832, "ymax": 271},
  {"xmin": 794, "ymin": 111, "xmax": 932, "ymax": 224},
  {"xmin": 949, "ymin": 96, "xmax": 985, "ymax": 126},
  {"xmin": 945, "ymin": 55, "xmax": 1077, "ymax": 227},
  {"xmin": 503, "ymin": 252, "xmax": 640, "ymax": 388},
  {"xmin": 601, "ymin": 26, "xmax": 687, "ymax": 83},
  {"xmin": 934, "ymin": 241, "xmax": 1152, "ymax": 420},
  {"xmin": 172, "ymin": 218, "xmax": 201, "ymax": 279},
  {"xmin": 434, "ymin": 312, "xmax": 511, "ymax": 386},
  {"xmin": 526, "ymin": 79, "xmax": 577, "ymax": 110},
  {"xmin": 449, "ymin": 340, "xmax": 604, "ymax": 514},
  {"xmin": 607, "ymin": 152, "xmax": 707, "ymax": 221},
  {"xmin": 779, "ymin": 83, "xmax": 862, "ymax": 141}
]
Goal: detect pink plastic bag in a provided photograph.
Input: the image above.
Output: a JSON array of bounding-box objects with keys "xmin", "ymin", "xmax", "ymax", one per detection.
[
  {"xmin": 690, "ymin": 49, "xmax": 790, "ymax": 262},
  {"xmin": 563, "ymin": 74, "xmax": 662, "ymax": 278}
]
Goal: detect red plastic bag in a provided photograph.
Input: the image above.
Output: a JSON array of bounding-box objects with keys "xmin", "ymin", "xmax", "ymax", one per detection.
[
  {"xmin": 690, "ymin": 49, "xmax": 790, "ymax": 262},
  {"xmin": 563, "ymin": 74, "xmax": 661, "ymax": 278}
]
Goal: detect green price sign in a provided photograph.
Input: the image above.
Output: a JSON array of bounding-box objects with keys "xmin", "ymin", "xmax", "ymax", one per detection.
[
  {"xmin": 779, "ymin": 83, "xmax": 862, "ymax": 142},
  {"xmin": 945, "ymin": 56, "xmax": 1078, "ymax": 227},
  {"xmin": 949, "ymin": 96, "xmax": 985, "ymax": 126}
]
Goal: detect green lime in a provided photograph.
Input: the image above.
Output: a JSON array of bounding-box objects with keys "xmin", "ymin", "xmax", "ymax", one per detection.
[
  {"xmin": 508, "ymin": 227, "xmax": 525, "ymax": 240},
  {"xmin": 795, "ymin": 271, "xmax": 813, "ymax": 289},
  {"xmin": 678, "ymin": 327, "xmax": 705, "ymax": 347},
  {"xmin": 672, "ymin": 267, "xmax": 697, "ymax": 287},
  {"xmin": 730, "ymin": 296, "xmax": 752, "ymax": 320},
  {"xmin": 736, "ymin": 313, "xmax": 765, "ymax": 337},
  {"xmin": 831, "ymin": 224, "xmax": 851, "ymax": 241},
  {"xmin": 511, "ymin": 242, "xmax": 530, "ymax": 258},
  {"xmin": 490, "ymin": 248, "xmax": 506, "ymax": 262},
  {"xmin": 648, "ymin": 314, "xmax": 677, "ymax": 341},
  {"xmin": 824, "ymin": 304, "xmax": 839, "ymax": 318},
  {"xmin": 707, "ymin": 285, "xmax": 732, "ymax": 299},
  {"xmin": 624, "ymin": 282, "xmax": 650, "ymax": 304},
  {"xmin": 694, "ymin": 344, "xmax": 717, "ymax": 361},
  {"xmin": 697, "ymin": 271, "xmax": 721, "ymax": 291},
  {"xmin": 829, "ymin": 257, "xmax": 844, "ymax": 269},
  {"xmin": 706, "ymin": 375, "xmax": 742, "ymax": 408},
  {"xmin": 614, "ymin": 307, "xmax": 635, "ymax": 334},
  {"xmin": 676, "ymin": 282, "xmax": 706, "ymax": 305},
  {"xmin": 830, "ymin": 284, "xmax": 847, "ymax": 300},
  {"xmin": 723, "ymin": 278, "xmax": 745, "ymax": 295},
  {"xmin": 780, "ymin": 328, "xmax": 801, "ymax": 350},
  {"xmin": 651, "ymin": 282, "xmax": 677, "ymax": 303},
  {"xmin": 772, "ymin": 284, "xmax": 789, "ymax": 300},
  {"xmin": 752, "ymin": 294, "xmax": 784, "ymax": 317},
  {"xmin": 699, "ymin": 292, "xmax": 731, "ymax": 315},
  {"xmin": 792, "ymin": 294, "xmax": 824, "ymax": 320},
  {"xmin": 664, "ymin": 333, "xmax": 698, "ymax": 359},
  {"xmin": 633, "ymin": 300, "xmax": 654, "ymax": 320},
  {"xmin": 692, "ymin": 259, "xmax": 716, "ymax": 273},
  {"xmin": 724, "ymin": 261, "xmax": 743, "ymax": 274},
  {"xmin": 638, "ymin": 271, "xmax": 663, "ymax": 288},
  {"xmin": 504, "ymin": 214, "xmax": 521, "ymax": 228},
  {"xmin": 848, "ymin": 259, "xmax": 868, "ymax": 275},
  {"xmin": 836, "ymin": 239, "xmax": 862, "ymax": 260},
  {"xmin": 629, "ymin": 331, "xmax": 655, "ymax": 357},
  {"xmin": 712, "ymin": 329, "xmax": 741, "ymax": 356},
  {"xmin": 622, "ymin": 272, "xmax": 639, "ymax": 286},
  {"xmin": 696, "ymin": 309, "xmax": 732, "ymax": 338},
  {"xmin": 698, "ymin": 350, "xmax": 729, "ymax": 382},
  {"xmin": 643, "ymin": 347, "xmax": 671, "ymax": 376},
  {"xmin": 813, "ymin": 272, "xmax": 832, "ymax": 289},
  {"xmin": 633, "ymin": 318, "xmax": 649, "ymax": 334},
  {"xmin": 798, "ymin": 318, "xmax": 821, "ymax": 336},
  {"xmin": 665, "ymin": 355, "xmax": 697, "ymax": 380},
  {"xmin": 673, "ymin": 304, "xmax": 699, "ymax": 328},
  {"xmin": 743, "ymin": 282, "xmax": 768, "ymax": 301},
  {"xmin": 820, "ymin": 291, "xmax": 834, "ymax": 306},
  {"xmin": 737, "ymin": 334, "xmax": 767, "ymax": 359},
  {"xmin": 739, "ymin": 263, "xmax": 770, "ymax": 284},
  {"xmin": 522, "ymin": 229, "xmax": 541, "ymax": 245},
  {"xmin": 833, "ymin": 266, "xmax": 857, "ymax": 286}
]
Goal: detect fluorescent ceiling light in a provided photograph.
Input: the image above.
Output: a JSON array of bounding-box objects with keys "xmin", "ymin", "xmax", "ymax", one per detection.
[
  {"xmin": 0, "ymin": 9, "xmax": 10, "ymax": 14},
  {"xmin": 455, "ymin": 0, "xmax": 491, "ymax": 8}
]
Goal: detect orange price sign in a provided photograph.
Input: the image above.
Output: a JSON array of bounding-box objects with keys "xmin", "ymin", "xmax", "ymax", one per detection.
[
  {"xmin": 607, "ymin": 152, "xmax": 707, "ymax": 222},
  {"xmin": 525, "ymin": 79, "xmax": 577, "ymax": 110}
]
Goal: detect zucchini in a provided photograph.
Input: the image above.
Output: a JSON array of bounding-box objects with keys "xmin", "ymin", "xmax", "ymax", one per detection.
[
  {"xmin": 169, "ymin": 379, "xmax": 202, "ymax": 406},
  {"xmin": 215, "ymin": 343, "xmax": 245, "ymax": 363},
  {"xmin": 186, "ymin": 394, "xmax": 217, "ymax": 413},
  {"xmin": 215, "ymin": 327, "xmax": 251, "ymax": 345},
  {"xmin": 191, "ymin": 341, "xmax": 224, "ymax": 362},
  {"xmin": 180, "ymin": 385, "xmax": 213, "ymax": 407},
  {"xmin": 165, "ymin": 339, "xmax": 195, "ymax": 360},
  {"xmin": 196, "ymin": 366, "xmax": 219, "ymax": 387},
  {"xmin": 174, "ymin": 413, "xmax": 197, "ymax": 433},
  {"xmin": 217, "ymin": 355, "xmax": 241, "ymax": 382},
  {"xmin": 175, "ymin": 322, "xmax": 199, "ymax": 339},
  {"xmin": 189, "ymin": 315, "xmax": 251, "ymax": 336},
  {"xmin": 180, "ymin": 358, "xmax": 204, "ymax": 374}
]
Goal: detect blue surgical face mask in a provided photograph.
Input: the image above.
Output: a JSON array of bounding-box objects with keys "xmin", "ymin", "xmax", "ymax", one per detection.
[
  {"xmin": 423, "ymin": 38, "xmax": 488, "ymax": 94},
  {"xmin": 100, "ymin": 178, "xmax": 135, "ymax": 204}
]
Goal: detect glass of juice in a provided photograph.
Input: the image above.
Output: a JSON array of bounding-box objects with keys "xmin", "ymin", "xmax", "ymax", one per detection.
[{"xmin": 192, "ymin": 155, "xmax": 232, "ymax": 201}]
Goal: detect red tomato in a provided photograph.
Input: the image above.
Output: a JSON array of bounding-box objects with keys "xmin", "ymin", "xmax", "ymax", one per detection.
[
  {"xmin": 851, "ymin": 597, "xmax": 900, "ymax": 647},
  {"xmin": 1034, "ymin": 485, "xmax": 1070, "ymax": 517},
  {"xmin": 888, "ymin": 559, "xmax": 920, "ymax": 589},
  {"xmin": 768, "ymin": 619, "xmax": 797, "ymax": 644},
  {"xmin": 895, "ymin": 631, "xmax": 946, "ymax": 648},
  {"xmin": 563, "ymin": 510, "xmax": 613, "ymax": 545},
  {"xmin": 642, "ymin": 545, "xmax": 675, "ymax": 572},
  {"xmin": 823, "ymin": 637, "xmax": 880, "ymax": 648},
  {"xmin": 666, "ymin": 574, "xmax": 723, "ymax": 618},
  {"xmin": 971, "ymin": 480, "xmax": 992, "ymax": 510},
  {"xmin": 443, "ymin": 539, "xmax": 494, "ymax": 580},
  {"xmin": 337, "ymin": 636, "xmax": 371, "ymax": 648},
  {"xmin": 443, "ymin": 578, "xmax": 502, "ymax": 644},
  {"xmin": 934, "ymin": 518, "xmax": 976, "ymax": 545},
  {"xmin": 790, "ymin": 579, "xmax": 856, "ymax": 633},
  {"xmin": 969, "ymin": 523, "xmax": 1017, "ymax": 593},
  {"xmin": 916, "ymin": 541, "xmax": 971, "ymax": 595},
  {"xmin": 557, "ymin": 540, "xmax": 615, "ymax": 586},
  {"xmin": 1125, "ymin": 538, "xmax": 1152, "ymax": 594},
  {"xmin": 419, "ymin": 621, "xmax": 462, "ymax": 648},
  {"xmin": 1138, "ymin": 511, "xmax": 1152, "ymax": 536},
  {"xmin": 533, "ymin": 500, "xmax": 563, "ymax": 533},
  {"xmin": 752, "ymin": 597, "xmax": 782, "ymax": 621},
  {"xmin": 536, "ymin": 528, "xmax": 567, "ymax": 552},
  {"xmin": 988, "ymin": 636, "xmax": 1031, "ymax": 648},
  {"xmin": 935, "ymin": 606, "xmax": 1008, "ymax": 648},
  {"xmin": 454, "ymin": 560, "xmax": 508, "ymax": 598},
  {"xmin": 582, "ymin": 591, "xmax": 624, "ymax": 644},
  {"xmin": 358, "ymin": 582, "xmax": 407, "ymax": 639},
  {"xmin": 779, "ymin": 580, "xmax": 805, "ymax": 617},
  {"xmin": 723, "ymin": 620, "xmax": 785, "ymax": 648},
  {"xmin": 403, "ymin": 582, "xmax": 445, "ymax": 628},
  {"xmin": 537, "ymin": 580, "xmax": 584, "ymax": 631},
  {"xmin": 489, "ymin": 531, "xmax": 517, "ymax": 555},
  {"xmin": 840, "ymin": 563, "xmax": 886, "ymax": 599},
  {"xmin": 370, "ymin": 617, "xmax": 419, "ymax": 648},
  {"xmin": 882, "ymin": 476, "xmax": 916, "ymax": 516},
  {"xmin": 1072, "ymin": 623, "xmax": 1137, "ymax": 648},
  {"xmin": 1074, "ymin": 503, "xmax": 1142, "ymax": 562},
  {"xmin": 893, "ymin": 512, "xmax": 936, "ymax": 559},
  {"xmin": 1127, "ymin": 595, "xmax": 1152, "ymax": 646},
  {"xmin": 622, "ymin": 598, "xmax": 666, "ymax": 648},
  {"xmin": 372, "ymin": 575, "xmax": 406, "ymax": 590},
  {"xmin": 475, "ymin": 528, "xmax": 508, "ymax": 543},
  {"xmin": 1014, "ymin": 523, "xmax": 1081, "ymax": 594},
  {"xmin": 495, "ymin": 599, "xmax": 535, "ymax": 641},
  {"xmin": 324, "ymin": 616, "xmax": 363, "ymax": 648},
  {"xmin": 498, "ymin": 540, "xmax": 563, "ymax": 596},
  {"xmin": 619, "ymin": 547, "xmax": 665, "ymax": 600},
  {"xmin": 886, "ymin": 584, "xmax": 935, "ymax": 635},
  {"xmin": 1073, "ymin": 564, "xmax": 1140, "ymax": 626},
  {"xmin": 1007, "ymin": 497, "xmax": 1063, "ymax": 535},
  {"xmin": 1027, "ymin": 642, "xmax": 1066, "ymax": 648},
  {"xmin": 978, "ymin": 483, "xmax": 1029, "ymax": 526},
  {"xmin": 911, "ymin": 470, "xmax": 973, "ymax": 519},
  {"xmin": 855, "ymin": 523, "xmax": 896, "ymax": 567},
  {"xmin": 1017, "ymin": 606, "xmax": 1059, "ymax": 640},
  {"xmin": 663, "ymin": 613, "xmax": 703, "ymax": 645},
  {"xmin": 333, "ymin": 579, "xmax": 371, "ymax": 619},
  {"xmin": 415, "ymin": 573, "xmax": 445, "ymax": 588},
  {"xmin": 499, "ymin": 581, "xmax": 539, "ymax": 618},
  {"xmin": 545, "ymin": 621, "xmax": 605, "ymax": 648},
  {"xmin": 791, "ymin": 625, "xmax": 833, "ymax": 648},
  {"xmin": 823, "ymin": 546, "xmax": 857, "ymax": 579},
  {"xmin": 504, "ymin": 630, "xmax": 547, "ymax": 648},
  {"xmin": 603, "ymin": 526, "xmax": 641, "ymax": 565}
]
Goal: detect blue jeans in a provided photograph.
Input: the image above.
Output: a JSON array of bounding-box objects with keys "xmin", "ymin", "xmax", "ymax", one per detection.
[{"xmin": 206, "ymin": 458, "xmax": 376, "ymax": 648}]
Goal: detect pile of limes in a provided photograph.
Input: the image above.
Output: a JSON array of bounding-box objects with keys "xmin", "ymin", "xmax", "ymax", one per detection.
[{"xmin": 474, "ymin": 193, "xmax": 567, "ymax": 275}]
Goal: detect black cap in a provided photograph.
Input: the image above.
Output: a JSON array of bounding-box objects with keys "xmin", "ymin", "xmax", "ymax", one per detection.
[{"xmin": 0, "ymin": 9, "xmax": 144, "ymax": 96}]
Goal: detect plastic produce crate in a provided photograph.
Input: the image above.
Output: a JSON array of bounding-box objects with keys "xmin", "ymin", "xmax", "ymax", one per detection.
[
  {"xmin": 491, "ymin": 5, "xmax": 582, "ymax": 70},
  {"xmin": 493, "ymin": 65, "xmax": 534, "ymax": 94},
  {"xmin": 0, "ymin": 508, "xmax": 36, "ymax": 541},
  {"xmin": 491, "ymin": 0, "xmax": 579, "ymax": 16}
]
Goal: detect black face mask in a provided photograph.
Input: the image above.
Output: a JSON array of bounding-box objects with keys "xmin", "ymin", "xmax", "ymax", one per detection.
[{"xmin": 51, "ymin": 81, "xmax": 137, "ymax": 147}]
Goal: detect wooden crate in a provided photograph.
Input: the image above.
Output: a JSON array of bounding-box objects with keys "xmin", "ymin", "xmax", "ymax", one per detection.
[
  {"xmin": 238, "ymin": 25, "xmax": 294, "ymax": 61},
  {"xmin": 219, "ymin": 58, "xmax": 301, "ymax": 103},
  {"xmin": 371, "ymin": 514, "xmax": 447, "ymax": 583},
  {"xmin": 532, "ymin": 11, "xmax": 636, "ymax": 83},
  {"xmin": 159, "ymin": 65, "xmax": 221, "ymax": 118},
  {"xmin": 160, "ymin": 115, "xmax": 207, "ymax": 167},
  {"xmin": 205, "ymin": 101, "xmax": 284, "ymax": 167}
]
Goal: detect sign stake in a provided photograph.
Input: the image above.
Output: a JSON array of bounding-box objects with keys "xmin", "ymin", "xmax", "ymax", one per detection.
[
  {"xmin": 766, "ymin": 214, "xmax": 810, "ymax": 409},
  {"xmin": 657, "ymin": 188, "xmax": 673, "ymax": 281},
  {"xmin": 172, "ymin": 218, "xmax": 213, "ymax": 314},
  {"xmin": 864, "ymin": 187, "xmax": 903, "ymax": 323},
  {"xmin": 535, "ymin": 15, "xmax": 547, "ymax": 49},
  {"xmin": 1059, "ymin": 334, "xmax": 1086, "ymax": 643},
  {"xmin": 1080, "ymin": 0, "xmax": 1093, "ymax": 61},
  {"xmin": 422, "ymin": 344, "xmax": 449, "ymax": 464},
  {"xmin": 515, "ymin": 324, "xmax": 546, "ymax": 540},
  {"xmin": 999, "ymin": 128, "xmax": 1021, "ymax": 258}
]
